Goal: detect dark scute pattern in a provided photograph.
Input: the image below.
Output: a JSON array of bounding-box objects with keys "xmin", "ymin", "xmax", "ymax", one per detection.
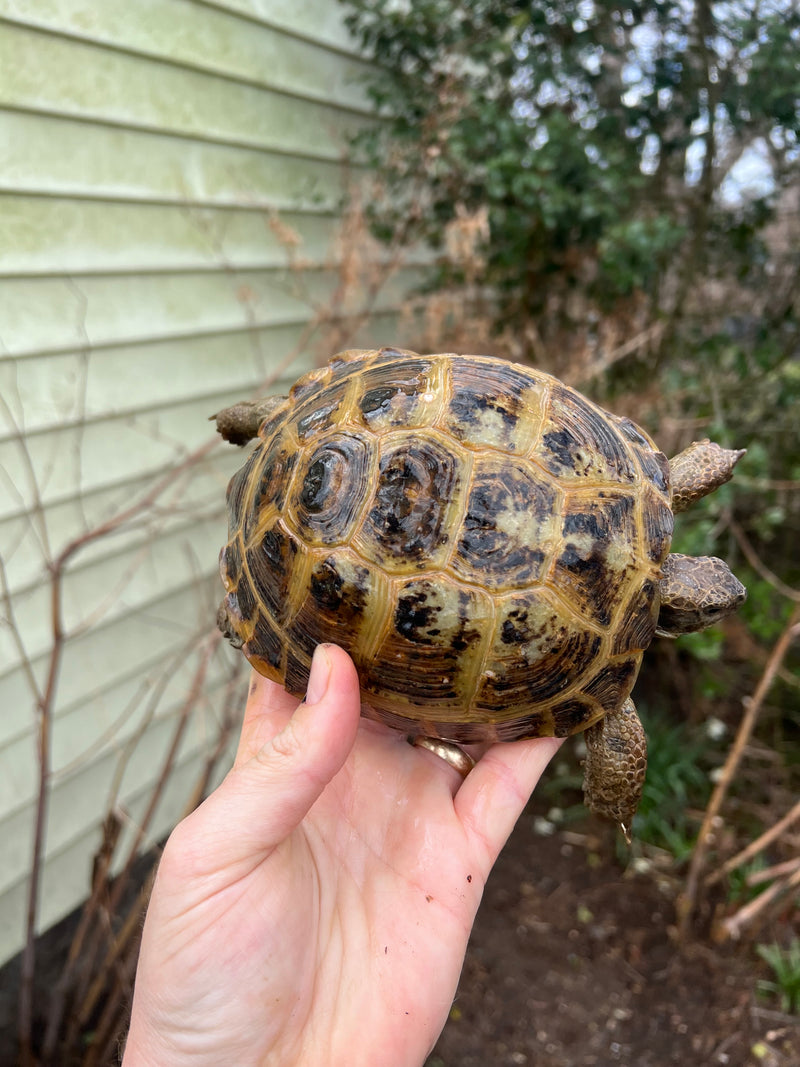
[
  {"xmin": 479, "ymin": 621, "xmax": 603, "ymax": 710},
  {"xmin": 309, "ymin": 557, "xmax": 369, "ymax": 617},
  {"xmin": 245, "ymin": 436, "xmax": 297, "ymax": 539},
  {"xmin": 446, "ymin": 358, "xmax": 530, "ymax": 446},
  {"xmin": 612, "ymin": 579, "xmax": 659, "ymax": 655},
  {"xmin": 636, "ymin": 447, "xmax": 670, "ymax": 495},
  {"xmin": 394, "ymin": 586, "xmax": 440, "ymax": 643},
  {"xmin": 616, "ymin": 417, "xmax": 649, "ymax": 446},
  {"xmin": 284, "ymin": 647, "xmax": 311, "ymax": 697},
  {"xmin": 289, "ymin": 556, "xmax": 371, "ymax": 659},
  {"xmin": 293, "ymin": 433, "xmax": 370, "ymax": 545},
  {"xmin": 364, "ymin": 438, "xmax": 458, "ymax": 562},
  {"xmin": 641, "ymin": 492, "xmax": 674, "ymax": 563},
  {"xmin": 244, "ymin": 613, "xmax": 284, "ymax": 671},
  {"xmin": 551, "ymin": 698, "xmax": 596, "ymax": 736},
  {"xmin": 225, "ymin": 448, "xmax": 259, "ymax": 528},
  {"xmin": 553, "ymin": 493, "xmax": 636, "ymax": 625},
  {"xmin": 363, "ymin": 654, "xmax": 462, "ymax": 707},
  {"xmin": 220, "ymin": 538, "xmax": 242, "ymax": 589},
  {"xmin": 357, "ymin": 358, "xmax": 433, "ymax": 426},
  {"xmin": 541, "ymin": 387, "xmax": 635, "ymax": 481},
  {"xmin": 584, "ymin": 657, "xmax": 639, "ymax": 712},
  {"xmin": 231, "ymin": 566, "xmax": 256, "ymax": 625},
  {"xmin": 296, "ymin": 397, "xmax": 343, "ymax": 440},
  {"xmin": 246, "ymin": 526, "xmax": 298, "ymax": 625},
  {"xmin": 366, "ymin": 580, "xmax": 486, "ymax": 709},
  {"xmin": 454, "ymin": 465, "xmax": 556, "ymax": 587}
]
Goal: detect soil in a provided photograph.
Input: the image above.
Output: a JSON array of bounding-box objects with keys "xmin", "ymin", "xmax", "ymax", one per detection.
[{"xmin": 427, "ymin": 801, "xmax": 799, "ymax": 1067}]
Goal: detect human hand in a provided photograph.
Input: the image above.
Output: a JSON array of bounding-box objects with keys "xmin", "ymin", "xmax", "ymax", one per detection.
[{"xmin": 123, "ymin": 644, "xmax": 562, "ymax": 1067}]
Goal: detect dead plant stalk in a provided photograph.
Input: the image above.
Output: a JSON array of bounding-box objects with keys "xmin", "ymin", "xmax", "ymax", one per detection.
[{"xmin": 678, "ymin": 605, "xmax": 800, "ymax": 938}]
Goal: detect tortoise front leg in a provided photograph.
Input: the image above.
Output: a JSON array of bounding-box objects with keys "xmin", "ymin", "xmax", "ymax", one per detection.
[
  {"xmin": 668, "ymin": 440, "xmax": 745, "ymax": 513},
  {"xmin": 582, "ymin": 697, "xmax": 647, "ymax": 843}
]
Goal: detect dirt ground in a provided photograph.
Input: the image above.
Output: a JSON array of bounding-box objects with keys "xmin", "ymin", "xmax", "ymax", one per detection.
[{"xmin": 427, "ymin": 801, "xmax": 799, "ymax": 1067}]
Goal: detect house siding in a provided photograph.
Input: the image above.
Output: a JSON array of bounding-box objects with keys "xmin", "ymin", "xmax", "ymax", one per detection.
[{"xmin": 0, "ymin": 0, "xmax": 416, "ymax": 964}]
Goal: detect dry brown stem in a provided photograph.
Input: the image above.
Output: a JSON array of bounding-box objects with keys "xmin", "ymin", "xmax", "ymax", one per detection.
[
  {"xmin": 704, "ymin": 798, "xmax": 800, "ymax": 888},
  {"xmin": 745, "ymin": 856, "xmax": 800, "ymax": 888},
  {"xmin": 718, "ymin": 864, "xmax": 800, "ymax": 942},
  {"xmin": 677, "ymin": 606, "xmax": 800, "ymax": 939},
  {"xmin": 729, "ymin": 518, "xmax": 800, "ymax": 603}
]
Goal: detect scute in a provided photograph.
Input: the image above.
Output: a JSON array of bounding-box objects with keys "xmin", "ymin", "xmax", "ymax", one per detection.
[
  {"xmin": 550, "ymin": 490, "xmax": 640, "ymax": 627},
  {"xmin": 367, "ymin": 577, "xmax": 491, "ymax": 716},
  {"xmin": 289, "ymin": 553, "xmax": 375, "ymax": 660},
  {"xmin": 452, "ymin": 454, "xmax": 560, "ymax": 589},
  {"xmin": 219, "ymin": 347, "xmax": 674, "ymax": 743},
  {"xmin": 355, "ymin": 354, "xmax": 442, "ymax": 431},
  {"xmin": 287, "ymin": 432, "xmax": 371, "ymax": 546},
  {"xmin": 356, "ymin": 433, "xmax": 463, "ymax": 573},
  {"xmin": 443, "ymin": 356, "xmax": 546, "ymax": 452},
  {"xmin": 538, "ymin": 385, "xmax": 637, "ymax": 484},
  {"xmin": 476, "ymin": 590, "xmax": 604, "ymax": 713}
]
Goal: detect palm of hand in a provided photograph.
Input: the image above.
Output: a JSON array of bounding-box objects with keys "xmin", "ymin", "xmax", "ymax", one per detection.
[{"xmin": 126, "ymin": 648, "xmax": 560, "ymax": 1067}]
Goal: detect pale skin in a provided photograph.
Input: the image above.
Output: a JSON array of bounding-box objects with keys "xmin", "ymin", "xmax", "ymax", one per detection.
[{"xmin": 123, "ymin": 644, "xmax": 562, "ymax": 1067}]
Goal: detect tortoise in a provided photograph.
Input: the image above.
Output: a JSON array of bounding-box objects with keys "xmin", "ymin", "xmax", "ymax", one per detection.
[{"xmin": 214, "ymin": 347, "xmax": 746, "ymax": 839}]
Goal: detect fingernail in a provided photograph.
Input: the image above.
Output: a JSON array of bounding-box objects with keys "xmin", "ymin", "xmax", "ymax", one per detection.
[{"xmin": 306, "ymin": 644, "xmax": 331, "ymax": 704}]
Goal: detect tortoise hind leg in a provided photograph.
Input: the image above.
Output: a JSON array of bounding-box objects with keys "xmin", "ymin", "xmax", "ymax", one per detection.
[
  {"xmin": 211, "ymin": 395, "xmax": 287, "ymax": 446},
  {"xmin": 583, "ymin": 697, "xmax": 647, "ymax": 843}
]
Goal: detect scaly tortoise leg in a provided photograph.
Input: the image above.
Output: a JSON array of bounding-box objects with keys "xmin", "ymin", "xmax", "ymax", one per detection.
[
  {"xmin": 211, "ymin": 395, "xmax": 287, "ymax": 446},
  {"xmin": 582, "ymin": 697, "xmax": 647, "ymax": 844},
  {"xmin": 668, "ymin": 440, "xmax": 745, "ymax": 513}
]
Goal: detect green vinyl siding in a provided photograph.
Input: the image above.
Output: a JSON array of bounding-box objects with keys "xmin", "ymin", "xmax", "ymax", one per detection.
[{"xmin": 0, "ymin": 0, "xmax": 418, "ymax": 964}]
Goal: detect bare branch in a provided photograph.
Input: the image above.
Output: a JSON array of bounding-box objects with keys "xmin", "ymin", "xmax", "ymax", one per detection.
[
  {"xmin": 729, "ymin": 518, "xmax": 800, "ymax": 603},
  {"xmin": 705, "ymin": 798, "xmax": 800, "ymax": 887},
  {"xmin": 719, "ymin": 864, "xmax": 800, "ymax": 942},
  {"xmin": 677, "ymin": 607, "xmax": 800, "ymax": 938}
]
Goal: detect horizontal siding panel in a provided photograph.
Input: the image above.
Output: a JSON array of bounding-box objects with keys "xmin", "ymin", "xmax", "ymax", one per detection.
[
  {"xmin": 0, "ymin": 642, "xmax": 239, "ymax": 833},
  {"xmin": 0, "ymin": 266, "xmax": 424, "ymax": 360},
  {"xmin": 0, "ymin": 447, "xmax": 238, "ymax": 594},
  {"xmin": 0, "ymin": 22, "xmax": 369, "ymax": 155},
  {"xmin": 0, "ymin": 307, "xmax": 407, "ymax": 521},
  {"xmin": 0, "ymin": 394, "xmax": 242, "ymax": 517},
  {"xmin": 0, "ymin": 576, "xmax": 226, "ymax": 753},
  {"xmin": 0, "ymin": 196, "xmax": 341, "ymax": 275},
  {"xmin": 0, "ymin": 110, "xmax": 355, "ymax": 209},
  {"xmin": 0, "ymin": 510, "xmax": 230, "ymax": 699},
  {"xmin": 200, "ymin": 0, "xmax": 359, "ymax": 53},
  {"xmin": 0, "ymin": 718, "xmax": 239, "ymax": 960},
  {"xmin": 0, "ymin": 336, "xmax": 303, "ymax": 430},
  {"xmin": 0, "ymin": 0, "xmax": 372, "ymax": 110},
  {"xmin": 0, "ymin": 595, "xmax": 232, "ymax": 756}
]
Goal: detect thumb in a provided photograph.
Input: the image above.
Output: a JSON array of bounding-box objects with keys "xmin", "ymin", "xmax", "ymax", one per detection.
[{"xmin": 193, "ymin": 645, "xmax": 362, "ymax": 868}]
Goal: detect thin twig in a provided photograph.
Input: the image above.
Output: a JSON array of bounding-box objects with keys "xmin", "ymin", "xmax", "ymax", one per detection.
[
  {"xmin": 729, "ymin": 518, "xmax": 800, "ymax": 603},
  {"xmin": 678, "ymin": 606, "xmax": 800, "ymax": 938},
  {"xmin": 18, "ymin": 559, "xmax": 65, "ymax": 1067},
  {"xmin": 705, "ymin": 798, "xmax": 800, "ymax": 887},
  {"xmin": 746, "ymin": 856, "xmax": 800, "ymax": 888},
  {"xmin": 0, "ymin": 553, "xmax": 43, "ymax": 705},
  {"xmin": 718, "ymin": 864, "xmax": 800, "ymax": 941}
]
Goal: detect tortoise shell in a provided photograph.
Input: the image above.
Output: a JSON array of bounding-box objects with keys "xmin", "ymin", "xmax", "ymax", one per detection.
[{"xmin": 218, "ymin": 348, "xmax": 673, "ymax": 743}]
